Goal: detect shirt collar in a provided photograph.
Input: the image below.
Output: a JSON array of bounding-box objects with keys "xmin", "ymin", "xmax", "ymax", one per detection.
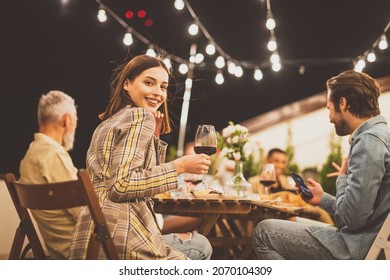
[
  {"xmin": 349, "ymin": 115, "xmax": 387, "ymax": 144},
  {"xmin": 34, "ymin": 132, "xmax": 65, "ymax": 150}
]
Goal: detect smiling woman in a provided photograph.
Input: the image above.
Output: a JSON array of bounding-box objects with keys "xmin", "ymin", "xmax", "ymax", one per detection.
[{"xmin": 69, "ymin": 54, "xmax": 213, "ymax": 260}]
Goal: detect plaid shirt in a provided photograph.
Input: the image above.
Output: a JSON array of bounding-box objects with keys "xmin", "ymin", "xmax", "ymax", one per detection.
[{"xmin": 69, "ymin": 107, "xmax": 186, "ymax": 259}]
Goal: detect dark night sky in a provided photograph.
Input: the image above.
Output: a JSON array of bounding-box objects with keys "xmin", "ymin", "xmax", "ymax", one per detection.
[{"xmin": 1, "ymin": 0, "xmax": 389, "ymax": 175}]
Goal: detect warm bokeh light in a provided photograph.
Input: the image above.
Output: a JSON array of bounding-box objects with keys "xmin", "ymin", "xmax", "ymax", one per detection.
[
  {"xmin": 97, "ymin": 9, "xmax": 107, "ymax": 23},
  {"xmin": 125, "ymin": 11, "xmax": 134, "ymax": 19},
  {"xmin": 138, "ymin": 10, "xmax": 146, "ymax": 18},
  {"xmin": 144, "ymin": 19, "xmax": 153, "ymax": 27}
]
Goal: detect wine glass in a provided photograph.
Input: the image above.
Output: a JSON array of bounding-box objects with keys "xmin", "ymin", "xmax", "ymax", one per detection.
[
  {"xmin": 259, "ymin": 163, "xmax": 276, "ymax": 197},
  {"xmin": 193, "ymin": 124, "xmax": 218, "ymax": 193}
]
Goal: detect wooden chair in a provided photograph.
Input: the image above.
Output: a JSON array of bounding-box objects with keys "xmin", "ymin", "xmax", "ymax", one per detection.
[
  {"xmin": 365, "ymin": 212, "xmax": 390, "ymax": 260},
  {"xmin": 2, "ymin": 169, "xmax": 118, "ymax": 259}
]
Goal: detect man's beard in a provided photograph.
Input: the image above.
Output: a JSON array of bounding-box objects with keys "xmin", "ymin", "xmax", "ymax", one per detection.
[
  {"xmin": 334, "ymin": 117, "xmax": 349, "ymax": 136},
  {"xmin": 63, "ymin": 129, "xmax": 75, "ymax": 151}
]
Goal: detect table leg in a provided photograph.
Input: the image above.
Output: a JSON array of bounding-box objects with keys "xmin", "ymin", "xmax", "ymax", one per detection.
[{"xmin": 198, "ymin": 213, "xmax": 221, "ymax": 235}]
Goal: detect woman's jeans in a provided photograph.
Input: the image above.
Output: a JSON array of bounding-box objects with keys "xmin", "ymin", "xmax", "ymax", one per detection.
[
  {"xmin": 252, "ymin": 219, "xmax": 337, "ymax": 259},
  {"xmin": 163, "ymin": 231, "xmax": 212, "ymax": 260}
]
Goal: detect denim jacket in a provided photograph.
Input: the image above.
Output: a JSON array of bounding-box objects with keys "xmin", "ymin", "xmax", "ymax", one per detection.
[{"xmin": 307, "ymin": 115, "xmax": 390, "ymax": 259}]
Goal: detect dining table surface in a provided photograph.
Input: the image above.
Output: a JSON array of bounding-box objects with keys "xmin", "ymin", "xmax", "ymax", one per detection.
[{"xmin": 153, "ymin": 193, "xmax": 320, "ymax": 259}]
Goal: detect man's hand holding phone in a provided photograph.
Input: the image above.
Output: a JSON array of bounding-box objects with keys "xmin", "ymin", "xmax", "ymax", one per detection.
[
  {"xmin": 304, "ymin": 178, "xmax": 324, "ymax": 205},
  {"xmin": 290, "ymin": 173, "xmax": 324, "ymax": 205}
]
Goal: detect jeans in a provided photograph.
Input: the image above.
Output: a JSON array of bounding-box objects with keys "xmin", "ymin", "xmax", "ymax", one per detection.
[
  {"xmin": 163, "ymin": 231, "xmax": 212, "ymax": 260},
  {"xmin": 252, "ymin": 219, "xmax": 337, "ymax": 259}
]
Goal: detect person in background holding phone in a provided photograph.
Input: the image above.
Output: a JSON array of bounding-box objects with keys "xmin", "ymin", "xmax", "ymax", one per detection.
[
  {"xmin": 69, "ymin": 55, "xmax": 212, "ymax": 260},
  {"xmin": 252, "ymin": 70, "xmax": 390, "ymax": 259}
]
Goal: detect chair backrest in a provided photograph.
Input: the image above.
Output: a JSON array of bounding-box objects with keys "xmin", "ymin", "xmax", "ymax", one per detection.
[
  {"xmin": 2, "ymin": 169, "xmax": 118, "ymax": 259},
  {"xmin": 365, "ymin": 212, "xmax": 390, "ymax": 260}
]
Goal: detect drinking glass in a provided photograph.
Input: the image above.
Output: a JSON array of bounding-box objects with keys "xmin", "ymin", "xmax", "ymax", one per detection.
[
  {"xmin": 259, "ymin": 163, "xmax": 276, "ymax": 196},
  {"xmin": 193, "ymin": 124, "xmax": 218, "ymax": 193}
]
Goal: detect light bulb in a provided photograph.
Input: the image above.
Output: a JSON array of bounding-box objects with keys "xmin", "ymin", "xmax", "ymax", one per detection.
[
  {"xmin": 354, "ymin": 59, "xmax": 366, "ymax": 72},
  {"xmin": 163, "ymin": 58, "xmax": 172, "ymax": 69},
  {"xmin": 379, "ymin": 35, "xmax": 388, "ymax": 50},
  {"xmin": 174, "ymin": 0, "xmax": 185, "ymax": 10},
  {"xmin": 195, "ymin": 53, "xmax": 204, "ymax": 64},
  {"xmin": 189, "ymin": 55, "xmax": 196, "ymax": 63},
  {"xmin": 97, "ymin": 9, "xmax": 107, "ymax": 23},
  {"xmin": 146, "ymin": 48, "xmax": 157, "ymax": 57},
  {"xmin": 267, "ymin": 39, "xmax": 277, "ymax": 52},
  {"xmin": 227, "ymin": 61, "xmax": 236, "ymax": 74},
  {"xmin": 205, "ymin": 43, "xmax": 216, "ymax": 55},
  {"xmin": 215, "ymin": 72, "xmax": 224, "ymax": 85},
  {"xmin": 215, "ymin": 56, "xmax": 225, "ymax": 68},
  {"xmin": 367, "ymin": 51, "xmax": 376, "ymax": 62},
  {"xmin": 299, "ymin": 65, "xmax": 305, "ymax": 75},
  {"xmin": 188, "ymin": 24, "xmax": 199, "ymax": 36},
  {"xmin": 178, "ymin": 64, "xmax": 188, "ymax": 74},
  {"xmin": 254, "ymin": 69, "xmax": 263, "ymax": 81},
  {"xmin": 234, "ymin": 66, "xmax": 243, "ymax": 77},
  {"xmin": 266, "ymin": 12, "xmax": 276, "ymax": 31},
  {"xmin": 123, "ymin": 33, "xmax": 133, "ymax": 46},
  {"xmin": 272, "ymin": 62, "xmax": 281, "ymax": 72},
  {"xmin": 270, "ymin": 53, "xmax": 280, "ymax": 64}
]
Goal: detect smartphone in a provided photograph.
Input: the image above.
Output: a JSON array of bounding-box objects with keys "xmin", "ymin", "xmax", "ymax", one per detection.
[{"xmin": 290, "ymin": 172, "xmax": 313, "ymax": 199}]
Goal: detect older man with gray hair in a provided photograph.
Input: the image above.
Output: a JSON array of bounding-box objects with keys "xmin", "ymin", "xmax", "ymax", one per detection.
[{"xmin": 18, "ymin": 90, "xmax": 79, "ymax": 259}]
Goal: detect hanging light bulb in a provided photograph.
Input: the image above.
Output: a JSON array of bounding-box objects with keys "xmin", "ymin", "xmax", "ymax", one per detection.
[
  {"xmin": 354, "ymin": 59, "xmax": 366, "ymax": 72},
  {"xmin": 174, "ymin": 0, "xmax": 185, "ymax": 10},
  {"xmin": 227, "ymin": 61, "xmax": 236, "ymax": 75},
  {"xmin": 254, "ymin": 68, "xmax": 263, "ymax": 81},
  {"xmin": 378, "ymin": 35, "xmax": 388, "ymax": 50},
  {"xmin": 195, "ymin": 53, "xmax": 204, "ymax": 64},
  {"xmin": 270, "ymin": 53, "xmax": 280, "ymax": 64},
  {"xmin": 188, "ymin": 23, "xmax": 199, "ymax": 36},
  {"xmin": 123, "ymin": 32, "xmax": 133, "ymax": 46},
  {"xmin": 234, "ymin": 66, "xmax": 243, "ymax": 77},
  {"xmin": 178, "ymin": 63, "xmax": 189, "ymax": 74},
  {"xmin": 272, "ymin": 62, "xmax": 281, "ymax": 72},
  {"xmin": 215, "ymin": 72, "xmax": 224, "ymax": 85},
  {"xmin": 189, "ymin": 55, "xmax": 196, "ymax": 63},
  {"xmin": 146, "ymin": 48, "xmax": 157, "ymax": 57},
  {"xmin": 97, "ymin": 8, "xmax": 107, "ymax": 23},
  {"xmin": 367, "ymin": 51, "xmax": 376, "ymax": 62},
  {"xmin": 267, "ymin": 35, "xmax": 277, "ymax": 52},
  {"xmin": 299, "ymin": 65, "xmax": 305, "ymax": 75},
  {"xmin": 215, "ymin": 56, "xmax": 225, "ymax": 68},
  {"xmin": 163, "ymin": 58, "xmax": 172, "ymax": 69},
  {"xmin": 205, "ymin": 43, "xmax": 216, "ymax": 55},
  {"xmin": 266, "ymin": 11, "xmax": 276, "ymax": 30}
]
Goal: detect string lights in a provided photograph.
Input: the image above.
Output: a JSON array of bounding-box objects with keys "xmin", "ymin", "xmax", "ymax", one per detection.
[
  {"xmin": 353, "ymin": 21, "xmax": 389, "ymax": 72},
  {"xmin": 92, "ymin": 0, "xmax": 389, "ymax": 84}
]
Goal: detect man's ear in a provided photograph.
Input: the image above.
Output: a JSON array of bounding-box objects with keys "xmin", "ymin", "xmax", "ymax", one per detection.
[
  {"xmin": 339, "ymin": 97, "xmax": 348, "ymax": 111},
  {"xmin": 62, "ymin": 113, "xmax": 70, "ymax": 128}
]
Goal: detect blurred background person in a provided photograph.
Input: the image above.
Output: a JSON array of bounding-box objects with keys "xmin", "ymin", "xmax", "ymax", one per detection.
[{"xmin": 18, "ymin": 90, "xmax": 79, "ymax": 259}]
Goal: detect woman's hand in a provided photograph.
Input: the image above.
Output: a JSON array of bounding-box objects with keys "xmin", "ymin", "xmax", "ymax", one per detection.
[
  {"xmin": 174, "ymin": 154, "xmax": 211, "ymax": 175},
  {"xmin": 154, "ymin": 111, "xmax": 164, "ymax": 137}
]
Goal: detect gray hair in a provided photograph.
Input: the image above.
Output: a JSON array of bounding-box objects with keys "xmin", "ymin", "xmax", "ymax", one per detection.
[{"xmin": 37, "ymin": 90, "xmax": 77, "ymax": 125}]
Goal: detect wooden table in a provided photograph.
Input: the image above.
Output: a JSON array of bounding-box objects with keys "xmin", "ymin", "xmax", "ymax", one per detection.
[{"xmin": 153, "ymin": 194, "xmax": 319, "ymax": 259}]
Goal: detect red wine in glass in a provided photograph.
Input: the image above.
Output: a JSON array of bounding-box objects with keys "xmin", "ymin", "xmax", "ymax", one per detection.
[
  {"xmin": 259, "ymin": 180, "xmax": 276, "ymax": 187},
  {"xmin": 194, "ymin": 146, "xmax": 217, "ymax": 156},
  {"xmin": 193, "ymin": 125, "xmax": 218, "ymax": 192}
]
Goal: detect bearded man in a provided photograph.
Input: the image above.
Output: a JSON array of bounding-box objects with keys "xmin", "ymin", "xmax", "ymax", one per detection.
[
  {"xmin": 252, "ymin": 70, "xmax": 390, "ymax": 259},
  {"xmin": 19, "ymin": 90, "xmax": 79, "ymax": 259}
]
